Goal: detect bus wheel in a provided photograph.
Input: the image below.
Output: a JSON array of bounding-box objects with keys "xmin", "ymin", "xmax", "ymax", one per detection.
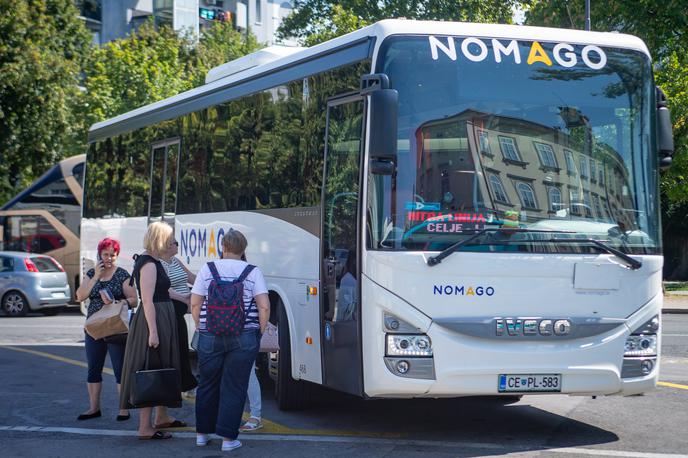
[
  {"xmin": 2, "ymin": 291, "xmax": 29, "ymax": 317},
  {"xmin": 275, "ymin": 303, "xmax": 311, "ymax": 411}
]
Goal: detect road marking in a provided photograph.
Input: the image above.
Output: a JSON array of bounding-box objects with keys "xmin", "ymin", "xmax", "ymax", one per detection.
[
  {"xmin": 0, "ymin": 345, "xmax": 113, "ymax": 375},
  {"xmin": 0, "ymin": 426, "xmax": 686, "ymax": 457},
  {"xmin": 658, "ymin": 381, "xmax": 688, "ymax": 390},
  {"xmin": 0, "ymin": 324, "xmax": 84, "ymax": 328}
]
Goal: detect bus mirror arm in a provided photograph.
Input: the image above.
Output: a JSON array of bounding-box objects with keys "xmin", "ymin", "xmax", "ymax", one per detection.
[
  {"xmin": 656, "ymin": 86, "xmax": 674, "ymax": 170},
  {"xmin": 370, "ymin": 158, "xmax": 395, "ymax": 175}
]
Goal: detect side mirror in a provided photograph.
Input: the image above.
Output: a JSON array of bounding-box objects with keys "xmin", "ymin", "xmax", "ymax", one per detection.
[
  {"xmin": 656, "ymin": 87, "xmax": 674, "ymax": 169},
  {"xmin": 368, "ymin": 88, "xmax": 398, "ymax": 164}
]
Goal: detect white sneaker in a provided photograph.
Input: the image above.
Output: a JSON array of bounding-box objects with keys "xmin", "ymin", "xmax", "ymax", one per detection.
[
  {"xmin": 221, "ymin": 439, "xmax": 242, "ymax": 451},
  {"xmin": 196, "ymin": 433, "xmax": 210, "ymax": 446}
]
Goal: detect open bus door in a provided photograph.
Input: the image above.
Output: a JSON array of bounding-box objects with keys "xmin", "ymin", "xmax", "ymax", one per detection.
[{"xmin": 320, "ymin": 94, "xmax": 365, "ymax": 396}]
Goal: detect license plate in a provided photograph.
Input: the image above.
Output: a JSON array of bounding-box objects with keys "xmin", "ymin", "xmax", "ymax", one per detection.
[
  {"xmin": 51, "ymin": 292, "xmax": 66, "ymax": 298},
  {"xmin": 498, "ymin": 374, "xmax": 561, "ymax": 392}
]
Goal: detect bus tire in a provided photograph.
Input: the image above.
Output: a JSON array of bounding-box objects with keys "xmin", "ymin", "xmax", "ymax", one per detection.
[
  {"xmin": 2, "ymin": 291, "xmax": 29, "ymax": 317},
  {"xmin": 275, "ymin": 303, "xmax": 310, "ymax": 411}
]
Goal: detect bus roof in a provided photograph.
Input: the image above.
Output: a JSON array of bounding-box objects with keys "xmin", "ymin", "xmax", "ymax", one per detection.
[
  {"xmin": 88, "ymin": 19, "xmax": 650, "ymax": 141},
  {"xmin": 0, "ymin": 154, "xmax": 85, "ymax": 210}
]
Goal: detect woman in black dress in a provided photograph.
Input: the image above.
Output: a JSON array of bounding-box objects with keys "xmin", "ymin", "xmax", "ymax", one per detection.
[{"xmin": 119, "ymin": 222, "xmax": 182, "ymax": 440}]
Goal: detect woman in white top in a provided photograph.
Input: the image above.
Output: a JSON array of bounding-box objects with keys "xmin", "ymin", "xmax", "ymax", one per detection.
[{"xmin": 190, "ymin": 229, "xmax": 269, "ymax": 452}]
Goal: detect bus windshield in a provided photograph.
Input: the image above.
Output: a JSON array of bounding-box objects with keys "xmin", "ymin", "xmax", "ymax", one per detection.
[{"xmin": 368, "ymin": 35, "xmax": 659, "ymax": 255}]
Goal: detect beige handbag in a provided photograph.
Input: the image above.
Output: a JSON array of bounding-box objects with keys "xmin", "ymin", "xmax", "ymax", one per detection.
[{"xmin": 84, "ymin": 300, "xmax": 129, "ymax": 340}]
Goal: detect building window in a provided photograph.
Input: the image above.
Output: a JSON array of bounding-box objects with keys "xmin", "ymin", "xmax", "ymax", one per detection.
[
  {"xmin": 569, "ymin": 189, "xmax": 581, "ymax": 215},
  {"xmin": 489, "ymin": 174, "xmax": 509, "ymax": 203},
  {"xmin": 598, "ymin": 162, "xmax": 605, "ymax": 185},
  {"xmin": 548, "ymin": 187, "xmax": 562, "ymax": 212},
  {"xmin": 592, "ymin": 194, "xmax": 603, "ymax": 217},
  {"xmin": 590, "ymin": 160, "xmax": 597, "ymax": 182},
  {"xmin": 534, "ymin": 142, "xmax": 558, "ymax": 168},
  {"xmin": 579, "ymin": 156, "xmax": 589, "ymax": 179},
  {"xmin": 583, "ymin": 192, "xmax": 593, "ymax": 217},
  {"xmin": 255, "ymin": 0, "xmax": 262, "ymax": 23},
  {"xmin": 478, "ymin": 130, "xmax": 491, "ymax": 155},
  {"xmin": 564, "ymin": 149, "xmax": 576, "ymax": 175},
  {"xmin": 516, "ymin": 182, "xmax": 537, "ymax": 209},
  {"xmin": 498, "ymin": 136, "xmax": 521, "ymax": 162}
]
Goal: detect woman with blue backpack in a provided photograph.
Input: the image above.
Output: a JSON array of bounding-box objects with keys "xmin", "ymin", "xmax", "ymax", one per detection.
[{"xmin": 190, "ymin": 229, "xmax": 270, "ymax": 452}]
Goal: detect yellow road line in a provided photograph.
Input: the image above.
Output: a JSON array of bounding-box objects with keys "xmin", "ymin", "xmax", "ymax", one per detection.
[
  {"xmin": 0, "ymin": 345, "xmax": 114, "ymax": 376},
  {"xmin": 658, "ymin": 381, "xmax": 688, "ymax": 390}
]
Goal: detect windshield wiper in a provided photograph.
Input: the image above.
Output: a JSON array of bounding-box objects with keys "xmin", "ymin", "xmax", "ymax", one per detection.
[
  {"xmin": 426, "ymin": 228, "xmax": 574, "ymax": 267},
  {"xmin": 547, "ymin": 237, "xmax": 642, "ymax": 270}
]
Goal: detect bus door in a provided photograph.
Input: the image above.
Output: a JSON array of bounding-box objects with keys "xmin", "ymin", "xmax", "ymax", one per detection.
[
  {"xmin": 321, "ymin": 94, "xmax": 365, "ymax": 396},
  {"xmin": 148, "ymin": 139, "xmax": 180, "ymax": 226}
]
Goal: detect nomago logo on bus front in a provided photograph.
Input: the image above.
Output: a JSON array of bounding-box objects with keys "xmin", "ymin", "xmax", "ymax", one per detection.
[
  {"xmin": 433, "ymin": 284, "xmax": 495, "ymax": 297},
  {"xmin": 428, "ymin": 36, "xmax": 607, "ymax": 70}
]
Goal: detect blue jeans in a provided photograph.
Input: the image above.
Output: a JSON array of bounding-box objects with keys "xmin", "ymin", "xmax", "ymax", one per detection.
[
  {"xmin": 84, "ymin": 332, "xmax": 125, "ymax": 383},
  {"xmin": 195, "ymin": 329, "xmax": 260, "ymax": 439}
]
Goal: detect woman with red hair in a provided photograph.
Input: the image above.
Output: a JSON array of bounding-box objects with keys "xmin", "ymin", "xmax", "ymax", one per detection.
[{"xmin": 76, "ymin": 237, "xmax": 138, "ymax": 421}]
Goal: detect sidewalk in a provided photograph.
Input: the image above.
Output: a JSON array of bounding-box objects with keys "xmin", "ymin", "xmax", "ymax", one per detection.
[{"xmin": 663, "ymin": 292, "xmax": 688, "ymax": 314}]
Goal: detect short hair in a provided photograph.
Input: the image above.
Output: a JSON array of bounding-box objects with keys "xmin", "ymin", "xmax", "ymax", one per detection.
[
  {"xmin": 98, "ymin": 237, "xmax": 121, "ymax": 255},
  {"xmin": 143, "ymin": 221, "xmax": 173, "ymax": 257},
  {"xmin": 222, "ymin": 228, "xmax": 247, "ymax": 256}
]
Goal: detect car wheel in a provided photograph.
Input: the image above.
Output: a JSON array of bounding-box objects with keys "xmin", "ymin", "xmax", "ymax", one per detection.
[
  {"xmin": 2, "ymin": 291, "xmax": 29, "ymax": 317},
  {"xmin": 40, "ymin": 308, "xmax": 61, "ymax": 316}
]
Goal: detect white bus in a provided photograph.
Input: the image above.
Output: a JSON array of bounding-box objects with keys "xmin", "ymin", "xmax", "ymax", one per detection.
[{"xmin": 81, "ymin": 20, "xmax": 673, "ymax": 409}]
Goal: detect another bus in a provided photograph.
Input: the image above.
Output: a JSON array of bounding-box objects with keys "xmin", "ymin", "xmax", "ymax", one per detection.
[
  {"xmin": 81, "ymin": 20, "xmax": 673, "ymax": 409},
  {"xmin": 1, "ymin": 154, "xmax": 85, "ymax": 302}
]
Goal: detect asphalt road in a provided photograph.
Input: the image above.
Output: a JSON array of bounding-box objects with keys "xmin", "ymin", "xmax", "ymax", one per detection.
[{"xmin": 0, "ymin": 309, "xmax": 686, "ymax": 457}]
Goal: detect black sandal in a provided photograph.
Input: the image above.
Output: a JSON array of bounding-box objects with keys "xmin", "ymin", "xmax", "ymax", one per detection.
[
  {"xmin": 138, "ymin": 431, "xmax": 172, "ymax": 440},
  {"xmin": 116, "ymin": 413, "xmax": 130, "ymax": 421}
]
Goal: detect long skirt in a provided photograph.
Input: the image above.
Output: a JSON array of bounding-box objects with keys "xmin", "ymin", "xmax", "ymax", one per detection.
[
  {"xmin": 119, "ymin": 301, "xmax": 182, "ymax": 409},
  {"xmin": 171, "ymin": 299, "xmax": 198, "ymax": 392}
]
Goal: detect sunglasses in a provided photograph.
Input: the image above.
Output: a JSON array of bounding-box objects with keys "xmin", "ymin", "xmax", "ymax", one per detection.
[{"xmin": 170, "ymin": 240, "xmax": 179, "ymax": 246}]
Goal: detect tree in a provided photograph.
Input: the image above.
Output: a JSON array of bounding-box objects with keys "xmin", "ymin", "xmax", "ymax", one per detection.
[
  {"xmin": 278, "ymin": 0, "xmax": 520, "ymax": 45},
  {"xmin": 81, "ymin": 21, "xmax": 195, "ymax": 128},
  {"xmin": 0, "ymin": 0, "xmax": 91, "ymax": 204}
]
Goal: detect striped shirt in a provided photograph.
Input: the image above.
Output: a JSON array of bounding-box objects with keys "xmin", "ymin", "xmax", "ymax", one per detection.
[
  {"xmin": 160, "ymin": 257, "xmax": 190, "ymax": 294},
  {"xmin": 191, "ymin": 259, "xmax": 267, "ymax": 332}
]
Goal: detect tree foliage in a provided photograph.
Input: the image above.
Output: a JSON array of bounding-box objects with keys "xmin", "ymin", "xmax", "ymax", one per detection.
[
  {"xmin": 278, "ymin": 0, "xmax": 519, "ymax": 44},
  {"xmin": 0, "ymin": 0, "xmax": 91, "ymax": 203}
]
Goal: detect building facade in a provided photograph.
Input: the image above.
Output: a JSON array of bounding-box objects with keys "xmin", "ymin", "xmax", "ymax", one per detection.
[{"xmin": 78, "ymin": 0, "xmax": 294, "ymax": 46}]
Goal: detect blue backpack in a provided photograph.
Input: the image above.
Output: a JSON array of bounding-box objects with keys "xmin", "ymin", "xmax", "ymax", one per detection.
[{"xmin": 205, "ymin": 262, "xmax": 255, "ymax": 336}]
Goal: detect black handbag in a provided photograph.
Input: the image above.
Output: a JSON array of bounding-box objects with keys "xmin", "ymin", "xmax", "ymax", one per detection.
[{"xmin": 130, "ymin": 348, "xmax": 181, "ymax": 407}]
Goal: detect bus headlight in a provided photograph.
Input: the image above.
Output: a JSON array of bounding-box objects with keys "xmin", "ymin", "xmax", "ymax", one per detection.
[
  {"xmin": 624, "ymin": 335, "xmax": 657, "ymax": 357},
  {"xmin": 386, "ymin": 334, "xmax": 433, "ymax": 357}
]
